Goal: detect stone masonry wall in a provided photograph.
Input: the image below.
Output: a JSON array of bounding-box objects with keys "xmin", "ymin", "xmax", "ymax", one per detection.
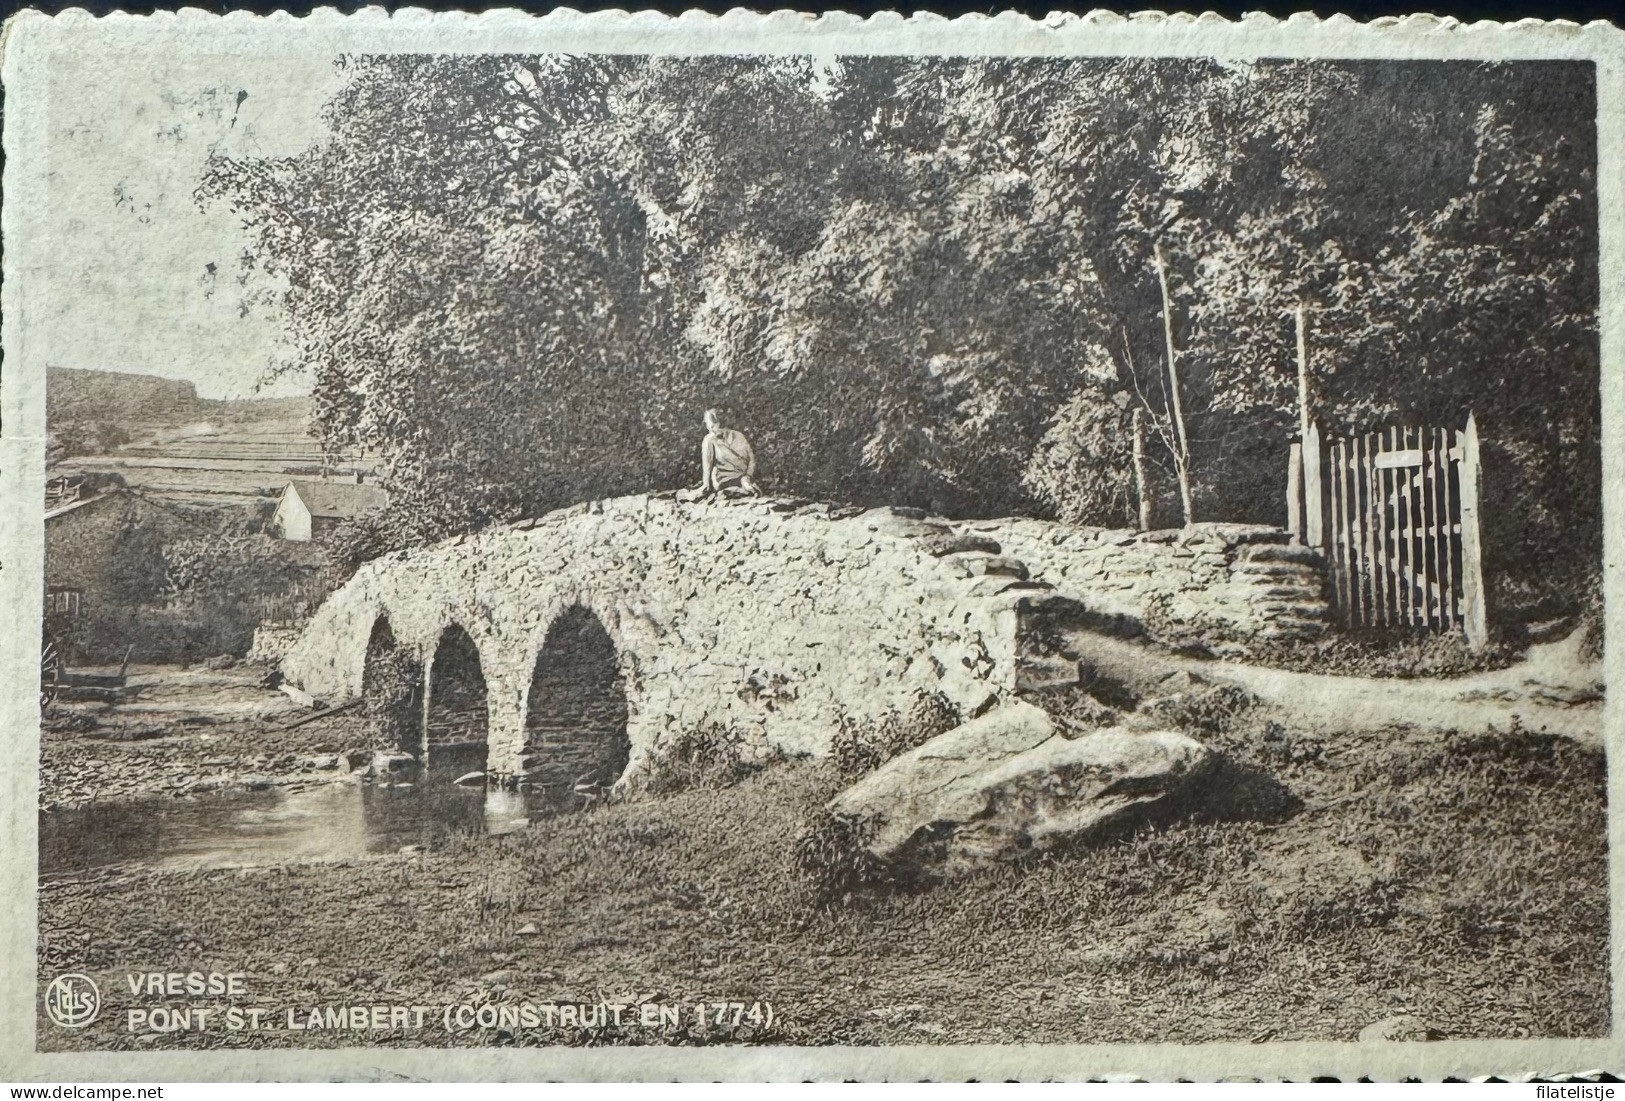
[
  {"xmin": 281, "ymin": 495, "xmax": 1078, "ymax": 786},
  {"xmin": 282, "ymin": 498, "xmax": 1331, "ymax": 788},
  {"xmin": 246, "ymin": 625, "xmax": 304, "ymax": 665},
  {"xmin": 964, "ymin": 519, "xmax": 1330, "ymax": 651}
]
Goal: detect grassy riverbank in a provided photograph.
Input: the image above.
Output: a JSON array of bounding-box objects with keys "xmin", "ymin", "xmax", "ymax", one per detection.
[{"xmin": 38, "ymin": 703, "xmax": 1608, "ymax": 1050}]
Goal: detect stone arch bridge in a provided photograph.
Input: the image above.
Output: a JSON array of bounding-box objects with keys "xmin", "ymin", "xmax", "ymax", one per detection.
[{"xmin": 280, "ymin": 494, "xmax": 1327, "ymax": 788}]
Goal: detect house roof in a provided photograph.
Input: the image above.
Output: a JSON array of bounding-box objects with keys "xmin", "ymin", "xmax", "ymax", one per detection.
[
  {"xmin": 284, "ymin": 479, "xmax": 389, "ymax": 520},
  {"xmin": 44, "ymin": 487, "xmax": 122, "ymax": 523}
]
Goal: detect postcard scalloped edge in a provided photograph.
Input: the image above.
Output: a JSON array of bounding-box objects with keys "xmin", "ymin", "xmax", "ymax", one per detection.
[{"xmin": 2, "ymin": 5, "xmax": 1624, "ymax": 34}]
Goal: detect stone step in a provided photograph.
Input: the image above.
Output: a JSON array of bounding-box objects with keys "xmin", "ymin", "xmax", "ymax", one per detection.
[{"xmin": 942, "ymin": 552, "xmax": 1030, "ymax": 580}]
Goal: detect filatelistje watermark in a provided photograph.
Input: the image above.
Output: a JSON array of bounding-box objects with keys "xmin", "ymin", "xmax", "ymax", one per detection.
[{"xmin": 1535, "ymin": 1089, "xmax": 1616, "ymax": 1099}]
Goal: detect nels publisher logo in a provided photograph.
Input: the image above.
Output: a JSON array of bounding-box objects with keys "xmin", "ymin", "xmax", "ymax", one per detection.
[{"xmin": 44, "ymin": 973, "xmax": 100, "ymax": 1029}]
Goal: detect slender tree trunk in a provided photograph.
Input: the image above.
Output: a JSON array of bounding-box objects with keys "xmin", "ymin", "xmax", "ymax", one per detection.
[
  {"xmin": 1294, "ymin": 304, "xmax": 1324, "ymax": 548},
  {"xmin": 1153, "ymin": 241, "xmax": 1194, "ymax": 524},
  {"xmin": 1294, "ymin": 302, "xmax": 1312, "ymax": 446},
  {"xmin": 1132, "ymin": 407, "xmax": 1152, "ymax": 531}
]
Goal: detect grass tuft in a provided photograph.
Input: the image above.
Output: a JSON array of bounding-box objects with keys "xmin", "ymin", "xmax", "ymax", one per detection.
[{"xmin": 828, "ymin": 691, "xmax": 960, "ymax": 780}]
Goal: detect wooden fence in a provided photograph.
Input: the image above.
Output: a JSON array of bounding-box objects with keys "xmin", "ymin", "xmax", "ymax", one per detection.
[{"xmin": 1287, "ymin": 413, "xmax": 1486, "ymax": 649}]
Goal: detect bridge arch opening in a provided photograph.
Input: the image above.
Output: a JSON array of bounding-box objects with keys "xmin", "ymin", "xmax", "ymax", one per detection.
[
  {"xmin": 361, "ymin": 614, "xmax": 423, "ymax": 755},
  {"xmin": 523, "ymin": 605, "xmax": 630, "ymax": 806},
  {"xmin": 426, "ymin": 623, "xmax": 489, "ymax": 756}
]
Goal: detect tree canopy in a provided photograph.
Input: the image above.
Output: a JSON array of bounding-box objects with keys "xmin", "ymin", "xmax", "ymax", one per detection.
[{"xmin": 201, "ymin": 56, "xmax": 1599, "ymax": 616}]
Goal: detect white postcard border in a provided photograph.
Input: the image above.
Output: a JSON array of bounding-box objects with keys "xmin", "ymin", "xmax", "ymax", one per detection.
[{"xmin": 2, "ymin": 7, "xmax": 1621, "ymax": 1081}]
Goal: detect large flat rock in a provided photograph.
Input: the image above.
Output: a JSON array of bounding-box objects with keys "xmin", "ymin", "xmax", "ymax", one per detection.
[{"xmin": 830, "ymin": 700, "xmax": 1216, "ymax": 877}]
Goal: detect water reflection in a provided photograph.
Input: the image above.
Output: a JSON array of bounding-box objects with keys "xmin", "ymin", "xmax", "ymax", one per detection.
[{"xmin": 40, "ymin": 745, "xmax": 571, "ymax": 876}]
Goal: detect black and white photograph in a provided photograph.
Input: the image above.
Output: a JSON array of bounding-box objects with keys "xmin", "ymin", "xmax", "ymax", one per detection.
[{"xmin": 2, "ymin": 8, "xmax": 1621, "ymax": 1082}]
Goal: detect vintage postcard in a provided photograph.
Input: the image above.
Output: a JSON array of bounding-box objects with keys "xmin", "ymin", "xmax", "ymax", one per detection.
[{"xmin": 1, "ymin": 6, "xmax": 1621, "ymax": 1083}]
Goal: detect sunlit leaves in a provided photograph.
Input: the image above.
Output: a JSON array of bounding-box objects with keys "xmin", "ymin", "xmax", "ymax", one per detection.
[{"xmin": 201, "ymin": 54, "xmax": 1597, "ymax": 591}]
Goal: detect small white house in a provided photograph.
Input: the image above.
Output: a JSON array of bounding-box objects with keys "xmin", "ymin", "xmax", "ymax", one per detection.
[{"xmin": 272, "ymin": 478, "xmax": 389, "ymax": 542}]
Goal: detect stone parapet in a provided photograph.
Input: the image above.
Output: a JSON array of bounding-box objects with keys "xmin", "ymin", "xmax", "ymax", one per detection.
[{"xmin": 963, "ymin": 518, "xmax": 1331, "ymax": 651}]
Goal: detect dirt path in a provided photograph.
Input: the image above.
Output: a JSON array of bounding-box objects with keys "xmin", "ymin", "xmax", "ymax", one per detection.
[
  {"xmin": 1070, "ymin": 630, "xmax": 1605, "ymax": 745},
  {"xmin": 1216, "ymin": 632, "xmax": 1602, "ymax": 744}
]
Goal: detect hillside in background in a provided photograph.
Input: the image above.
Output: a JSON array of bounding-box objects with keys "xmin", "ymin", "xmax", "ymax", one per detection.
[
  {"xmin": 47, "ymin": 367, "xmax": 199, "ymax": 455},
  {"xmin": 46, "ymin": 368, "xmax": 362, "ymax": 512},
  {"xmin": 48, "ymin": 366, "xmax": 201, "ymax": 422},
  {"xmin": 197, "ymin": 394, "xmax": 315, "ymax": 428},
  {"xmin": 48, "ymin": 367, "xmax": 313, "ymax": 447}
]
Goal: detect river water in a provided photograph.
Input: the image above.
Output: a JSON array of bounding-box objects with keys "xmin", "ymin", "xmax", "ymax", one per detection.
[{"xmin": 39, "ymin": 748, "xmax": 562, "ymax": 876}]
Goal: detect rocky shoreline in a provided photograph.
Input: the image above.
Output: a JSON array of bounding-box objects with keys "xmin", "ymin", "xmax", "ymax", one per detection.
[{"xmin": 38, "ymin": 663, "xmax": 377, "ymax": 812}]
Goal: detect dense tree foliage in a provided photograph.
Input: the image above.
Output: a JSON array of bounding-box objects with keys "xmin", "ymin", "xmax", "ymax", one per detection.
[{"xmin": 201, "ymin": 57, "xmax": 1599, "ymax": 615}]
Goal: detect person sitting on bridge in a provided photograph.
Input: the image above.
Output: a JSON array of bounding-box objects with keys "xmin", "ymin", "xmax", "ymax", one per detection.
[{"xmin": 690, "ymin": 409, "xmax": 760, "ymax": 499}]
